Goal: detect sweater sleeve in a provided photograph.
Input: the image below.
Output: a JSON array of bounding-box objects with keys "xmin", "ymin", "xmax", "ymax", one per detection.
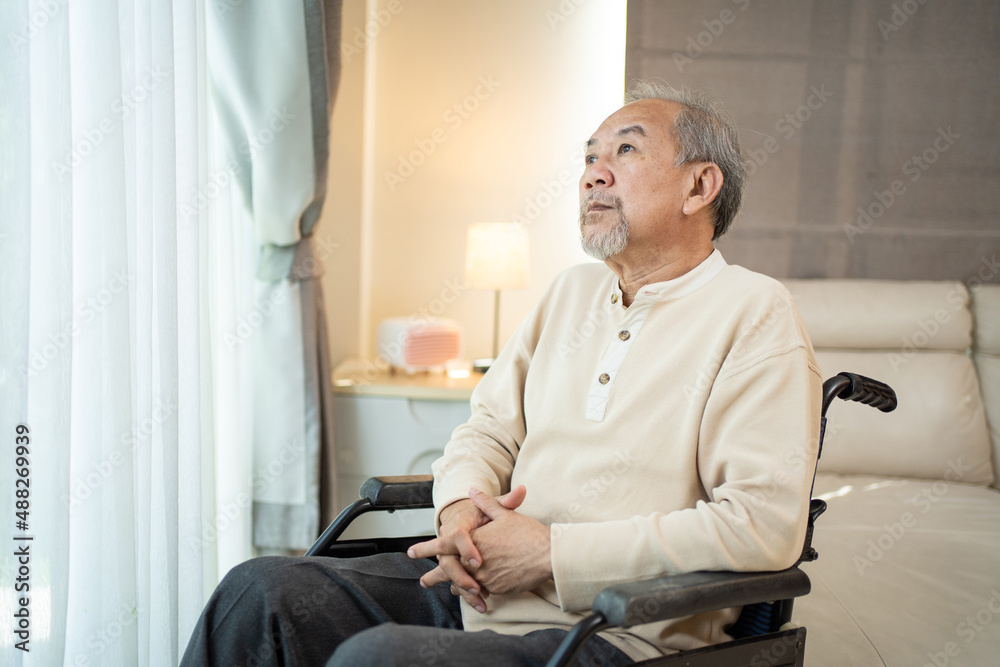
[
  {"xmin": 549, "ymin": 346, "xmax": 822, "ymax": 612},
  {"xmin": 431, "ymin": 309, "xmax": 539, "ymax": 531}
]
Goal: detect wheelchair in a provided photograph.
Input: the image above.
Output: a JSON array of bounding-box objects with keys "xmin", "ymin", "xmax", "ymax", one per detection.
[{"xmin": 306, "ymin": 372, "xmax": 897, "ymax": 666}]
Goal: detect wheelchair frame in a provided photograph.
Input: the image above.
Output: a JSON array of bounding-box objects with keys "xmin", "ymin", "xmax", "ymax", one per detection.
[{"xmin": 307, "ymin": 372, "xmax": 897, "ymax": 666}]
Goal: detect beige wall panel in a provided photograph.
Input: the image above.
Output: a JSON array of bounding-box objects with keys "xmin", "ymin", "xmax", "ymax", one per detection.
[{"xmin": 365, "ymin": 0, "xmax": 627, "ymax": 359}]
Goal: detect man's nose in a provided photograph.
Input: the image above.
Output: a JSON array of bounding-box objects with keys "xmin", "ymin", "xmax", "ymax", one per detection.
[{"xmin": 582, "ymin": 160, "xmax": 613, "ymax": 190}]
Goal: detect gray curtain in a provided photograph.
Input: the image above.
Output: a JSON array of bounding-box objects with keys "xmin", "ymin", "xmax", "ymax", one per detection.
[{"xmin": 207, "ymin": 0, "xmax": 342, "ymax": 550}]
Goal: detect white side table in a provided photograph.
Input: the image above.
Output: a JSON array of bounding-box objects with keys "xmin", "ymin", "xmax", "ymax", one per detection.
[{"xmin": 332, "ymin": 360, "xmax": 481, "ymax": 539}]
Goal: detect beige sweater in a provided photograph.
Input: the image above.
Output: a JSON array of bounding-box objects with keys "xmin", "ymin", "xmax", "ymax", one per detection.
[{"xmin": 432, "ymin": 251, "xmax": 822, "ymax": 660}]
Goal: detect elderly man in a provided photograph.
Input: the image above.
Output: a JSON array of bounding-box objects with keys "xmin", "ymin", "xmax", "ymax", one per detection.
[{"xmin": 180, "ymin": 82, "xmax": 821, "ymax": 666}]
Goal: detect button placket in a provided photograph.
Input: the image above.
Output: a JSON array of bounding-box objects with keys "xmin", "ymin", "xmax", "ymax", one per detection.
[{"xmin": 585, "ymin": 301, "xmax": 652, "ymax": 422}]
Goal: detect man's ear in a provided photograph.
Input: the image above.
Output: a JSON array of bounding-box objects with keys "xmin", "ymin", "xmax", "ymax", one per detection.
[{"xmin": 681, "ymin": 163, "xmax": 724, "ymax": 216}]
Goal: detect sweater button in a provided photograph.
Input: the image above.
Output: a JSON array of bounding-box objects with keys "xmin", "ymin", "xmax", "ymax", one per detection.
[
  {"xmin": 610, "ymin": 294, "xmax": 618, "ymax": 304},
  {"xmin": 599, "ymin": 373, "xmax": 610, "ymax": 384},
  {"xmin": 618, "ymin": 330, "xmax": 630, "ymax": 341}
]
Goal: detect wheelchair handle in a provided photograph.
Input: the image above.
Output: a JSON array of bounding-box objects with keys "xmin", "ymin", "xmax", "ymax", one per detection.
[{"xmin": 821, "ymin": 371, "xmax": 897, "ymax": 417}]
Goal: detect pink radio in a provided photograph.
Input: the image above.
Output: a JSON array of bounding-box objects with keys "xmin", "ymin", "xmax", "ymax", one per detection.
[{"xmin": 376, "ymin": 318, "xmax": 464, "ymax": 372}]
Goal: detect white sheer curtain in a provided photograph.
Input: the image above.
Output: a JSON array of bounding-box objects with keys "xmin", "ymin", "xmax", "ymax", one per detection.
[{"xmin": 0, "ymin": 1, "xmax": 259, "ymax": 664}]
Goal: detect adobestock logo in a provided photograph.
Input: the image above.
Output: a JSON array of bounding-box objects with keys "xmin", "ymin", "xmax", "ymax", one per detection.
[
  {"xmin": 188, "ymin": 439, "xmax": 307, "ymax": 552},
  {"xmin": 213, "ymin": 0, "xmax": 246, "ymax": 17},
  {"xmin": 878, "ymin": 0, "xmax": 929, "ymax": 41},
  {"xmin": 18, "ymin": 269, "xmax": 133, "ymax": 379},
  {"xmin": 853, "ymin": 459, "xmax": 972, "ymax": 576},
  {"xmin": 887, "ymin": 254, "xmax": 997, "ymax": 372},
  {"xmin": 223, "ymin": 288, "xmax": 288, "ymax": 350},
  {"xmin": 6, "ymin": 0, "xmax": 68, "ymax": 53},
  {"xmin": 238, "ymin": 107, "xmax": 297, "ymax": 157},
  {"xmin": 340, "ymin": 0, "xmax": 407, "ymax": 63},
  {"xmin": 672, "ymin": 0, "xmax": 752, "ymax": 72},
  {"xmin": 556, "ymin": 307, "xmax": 608, "ymax": 360},
  {"xmin": 383, "ymin": 75, "xmax": 502, "ymax": 192},
  {"xmin": 508, "ymin": 145, "xmax": 584, "ymax": 228},
  {"xmin": 844, "ymin": 126, "xmax": 960, "ymax": 243},
  {"xmin": 179, "ymin": 160, "xmax": 243, "ymax": 222},
  {"xmin": 745, "ymin": 84, "xmax": 834, "ymax": 177},
  {"xmin": 51, "ymin": 68, "xmax": 171, "ymax": 177},
  {"xmin": 61, "ymin": 398, "xmax": 179, "ymax": 509}
]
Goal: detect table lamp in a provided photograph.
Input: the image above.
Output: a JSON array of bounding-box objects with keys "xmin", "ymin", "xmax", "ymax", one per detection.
[{"xmin": 464, "ymin": 222, "xmax": 529, "ymax": 369}]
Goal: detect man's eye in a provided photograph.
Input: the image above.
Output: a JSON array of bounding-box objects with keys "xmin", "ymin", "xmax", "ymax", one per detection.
[
  {"xmin": 619, "ymin": 144, "xmax": 634, "ymax": 154},
  {"xmin": 585, "ymin": 155, "xmax": 597, "ymax": 164}
]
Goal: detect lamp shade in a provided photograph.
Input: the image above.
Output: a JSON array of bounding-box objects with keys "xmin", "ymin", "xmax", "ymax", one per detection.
[{"xmin": 464, "ymin": 223, "xmax": 529, "ymax": 290}]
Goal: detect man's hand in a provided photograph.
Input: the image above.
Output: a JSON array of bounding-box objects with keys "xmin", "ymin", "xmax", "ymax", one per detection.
[
  {"xmin": 461, "ymin": 487, "xmax": 552, "ymax": 596},
  {"xmin": 408, "ymin": 486, "xmax": 527, "ymax": 612}
]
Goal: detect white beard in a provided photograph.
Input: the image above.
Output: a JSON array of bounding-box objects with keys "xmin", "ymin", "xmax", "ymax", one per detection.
[{"xmin": 580, "ymin": 207, "xmax": 629, "ymax": 260}]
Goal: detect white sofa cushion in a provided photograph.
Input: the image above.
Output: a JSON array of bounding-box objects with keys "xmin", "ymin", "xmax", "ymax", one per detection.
[
  {"xmin": 975, "ymin": 357, "xmax": 1000, "ymax": 491},
  {"xmin": 971, "ymin": 283, "xmax": 1000, "ymax": 356},
  {"xmin": 971, "ymin": 284, "xmax": 1000, "ymax": 490},
  {"xmin": 812, "ymin": 350, "xmax": 993, "ymax": 485},
  {"xmin": 784, "ymin": 279, "xmax": 972, "ymax": 351},
  {"xmin": 797, "ymin": 473, "xmax": 1000, "ymax": 666},
  {"xmin": 784, "ymin": 280, "xmax": 994, "ymax": 485}
]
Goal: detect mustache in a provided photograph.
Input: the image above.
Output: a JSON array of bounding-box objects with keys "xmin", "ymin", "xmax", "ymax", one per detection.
[{"xmin": 579, "ymin": 192, "xmax": 623, "ymax": 222}]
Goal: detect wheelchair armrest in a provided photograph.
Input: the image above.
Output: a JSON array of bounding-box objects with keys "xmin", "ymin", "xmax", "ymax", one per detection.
[
  {"xmin": 547, "ymin": 568, "xmax": 812, "ymax": 667},
  {"xmin": 593, "ymin": 567, "xmax": 811, "ymax": 628},
  {"xmin": 305, "ymin": 475, "xmax": 434, "ymax": 557},
  {"xmin": 360, "ymin": 475, "xmax": 434, "ymax": 510}
]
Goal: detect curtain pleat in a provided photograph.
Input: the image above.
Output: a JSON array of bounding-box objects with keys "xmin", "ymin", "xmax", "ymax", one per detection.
[
  {"xmin": 172, "ymin": 0, "xmax": 210, "ymax": 656},
  {"xmin": 1, "ymin": 1, "xmax": 340, "ymax": 663},
  {"xmin": 1, "ymin": 1, "xmax": 215, "ymax": 664},
  {"xmin": 64, "ymin": 4, "xmax": 139, "ymax": 665}
]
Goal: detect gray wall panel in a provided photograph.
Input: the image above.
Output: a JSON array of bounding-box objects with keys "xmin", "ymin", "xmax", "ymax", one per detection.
[{"xmin": 626, "ymin": 0, "xmax": 1000, "ymax": 282}]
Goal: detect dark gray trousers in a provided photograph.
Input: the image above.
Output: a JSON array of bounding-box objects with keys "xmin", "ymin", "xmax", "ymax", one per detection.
[{"xmin": 179, "ymin": 553, "xmax": 633, "ymax": 667}]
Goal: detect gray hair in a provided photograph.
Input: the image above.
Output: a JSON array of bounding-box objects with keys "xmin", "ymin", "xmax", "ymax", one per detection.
[{"xmin": 624, "ymin": 81, "xmax": 747, "ymax": 239}]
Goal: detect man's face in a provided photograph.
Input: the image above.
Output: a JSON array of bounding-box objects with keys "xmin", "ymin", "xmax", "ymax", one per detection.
[{"xmin": 579, "ymin": 99, "xmax": 687, "ymax": 260}]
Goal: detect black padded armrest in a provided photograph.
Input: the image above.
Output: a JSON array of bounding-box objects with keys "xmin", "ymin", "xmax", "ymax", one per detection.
[
  {"xmin": 360, "ymin": 475, "xmax": 434, "ymax": 510},
  {"xmin": 306, "ymin": 475, "xmax": 435, "ymax": 557},
  {"xmin": 592, "ymin": 567, "xmax": 811, "ymax": 628}
]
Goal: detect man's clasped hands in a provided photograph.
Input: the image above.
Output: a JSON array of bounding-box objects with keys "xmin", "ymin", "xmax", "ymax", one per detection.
[{"xmin": 407, "ymin": 486, "xmax": 552, "ymax": 614}]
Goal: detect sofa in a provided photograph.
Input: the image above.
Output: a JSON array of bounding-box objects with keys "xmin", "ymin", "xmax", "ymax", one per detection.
[
  {"xmin": 780, "ymin": 279, "xmax": 1000, "ymax": 666},
  {"xmin": 332, "ymin": 278, "xmax": 998, "ymax": 664}
]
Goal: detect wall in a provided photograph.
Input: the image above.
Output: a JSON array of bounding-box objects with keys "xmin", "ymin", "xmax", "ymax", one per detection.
[
  {"xmin": 321, "ymin": 0, "xmax": 628, "ymax": 365},
  {"xmin": 626, "ymin": 0, "xmax": 1000, "ymax": 283},
  {"xmin": 321, "ymin": 0, "xmax": 366, "ymax": 368}
]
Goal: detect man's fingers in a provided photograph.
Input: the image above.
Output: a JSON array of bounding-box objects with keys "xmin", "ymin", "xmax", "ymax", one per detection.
[
  {"xmin": 450, "ymin": 527, "xmax": 483, "ymax": 570},
  {"xmin": 419, "ymin": 555, "xmax": 481, "ymax": 597},
  {"xmin": 451, "ymin": 584, "xmax": 489, "ymax": 600},
  {"xmin": 449, "ymin": 583, "xmax": 490, "ymax": 613},
  {"xmin": 468, "ymin": 487, "xmax": 508, "ymax": 521},
  {"xmin": 409, "ymin": 528, "xmax": 482, "ymax": 571},
  {"xmin": 407, "ymin": 536, "xmax": 455, "ymax": 559},
  {"xmin": 497, "ymin": 485, "xmax": 527, "ymax": 510},
  {"xmin": 421, "ymin": 564, "xmax": 485, "ymax": 614},
  {"xmin": 439, "ymin": 554, "xmax": 480, "ymax": 592},
  {"xmin": 418, "ymin": 563, "xmax": 453, "ymax": 589}
]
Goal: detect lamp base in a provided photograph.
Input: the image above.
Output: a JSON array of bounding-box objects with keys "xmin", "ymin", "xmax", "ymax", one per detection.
[{"xmin": 471, "ymin": 357, "xmax": 495, "ymax": 374}]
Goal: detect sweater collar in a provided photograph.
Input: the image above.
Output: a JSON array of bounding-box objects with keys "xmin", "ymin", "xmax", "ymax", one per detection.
[{"xmin": 611, "ymin": 249, "xmax": 727, "ymax": 305}]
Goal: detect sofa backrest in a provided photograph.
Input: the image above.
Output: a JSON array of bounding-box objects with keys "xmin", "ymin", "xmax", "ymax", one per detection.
[
  {"xmin": 782, "ymin": 279, "xmax": 994, "ymax": 486},
  {"xmin": 970, "ymin": 284, "xmax": 1000, "ymax": 490}
]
